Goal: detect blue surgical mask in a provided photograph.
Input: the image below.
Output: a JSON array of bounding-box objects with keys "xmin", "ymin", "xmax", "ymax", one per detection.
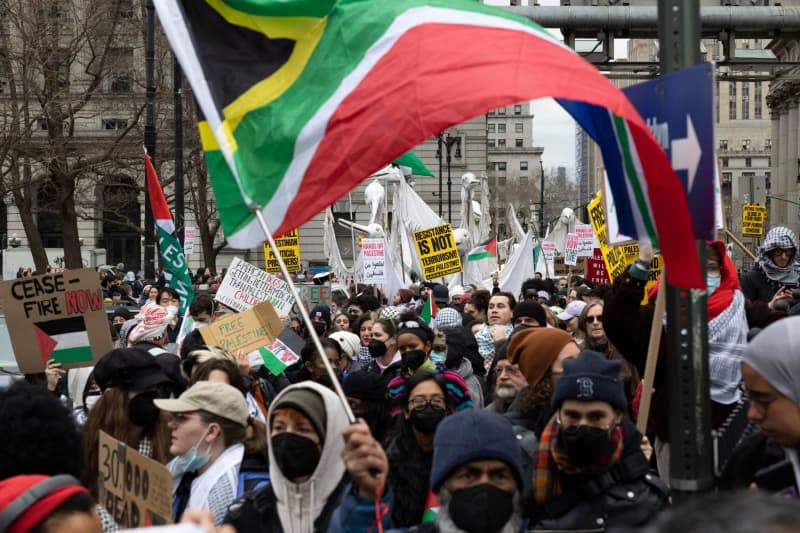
[
  {"xmin": 430, "ymin": 350, "xmax": 446, "ymax": 364},
  {"xmin": 706, "ymin": 273, "xmax": 721, "ymax": 294},
  {"xmin": 172, "ymin": 427, "xmax": 212, "ymax": 476}
]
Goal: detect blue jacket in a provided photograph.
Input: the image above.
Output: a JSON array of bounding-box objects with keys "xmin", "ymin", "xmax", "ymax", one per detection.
[{"xmin": 327, "ymin": 483, "xmax": 395, "ymax": 533}]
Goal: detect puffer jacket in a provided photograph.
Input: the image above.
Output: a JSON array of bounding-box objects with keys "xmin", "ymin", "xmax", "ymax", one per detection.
[{"xmin": 529, "ymin": 420, "xmax": 669, "ymax": 532}]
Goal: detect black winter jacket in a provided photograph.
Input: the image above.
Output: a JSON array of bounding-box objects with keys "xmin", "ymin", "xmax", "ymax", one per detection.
[{"xmin": 741, "ymin": 265, "xmax": 784, "ymax": 303}]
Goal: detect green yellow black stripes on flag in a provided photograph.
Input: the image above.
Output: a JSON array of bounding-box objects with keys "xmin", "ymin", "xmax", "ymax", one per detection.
[{"xmin": 185, "ymin": 0, "xmax": 327, "ymax": 150}]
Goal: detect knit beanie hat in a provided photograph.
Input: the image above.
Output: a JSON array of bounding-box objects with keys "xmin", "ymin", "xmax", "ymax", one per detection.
[
  {"xmin": 271, "ymin": 388, "xmax": 327, "ymax": 442},
  {"xmin": 310, "ymin": 304, "xmax": 331, "ymax": 327},
  {"xmin": 0, "ymin": 475, "xmax": 88, "ymax": 533},
  {"xmin": 507, "ymin": 327, "xmax": 574, "ymax": 387},
  {"xmin": 327, "ymin": 331, "xmax": 361, "ymax": 360},
  {"xmin": 512, "ymin": 300, "xmax": 547, "ymax": 327},
  {"xmin": 551, "ymin": 350, "xmax": 627, "ymax": 412},
  {"xmin": 342, "ymin": 369, "xmax": 389, "ymax": 401},
  {"xmin": 430, "ymin": 410, "xmax": 524, "ymax": 491}
]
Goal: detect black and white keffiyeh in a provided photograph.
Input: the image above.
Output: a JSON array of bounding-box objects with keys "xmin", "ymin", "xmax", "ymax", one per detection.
[
  {"xmin": 757, "ymin": 226, "xmax": 800, "ymax": 286},
  {"xmin": 708, "ymin": 291, "xmax": 748, "ymax": 405}
]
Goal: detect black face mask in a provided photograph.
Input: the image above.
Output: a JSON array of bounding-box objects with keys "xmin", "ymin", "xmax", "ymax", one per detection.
[
  {"xmin": 312, "ymin": 322, "xmax": 327, "ymax": 336},
  {"xmin": 271, "ymin": 432, "xmax": 321, "ymax": 480},
  {"xmin": 113, "ymin": 323, "xmax": 123, "ymax": 334},
  {"xmin": 560, "ymin": 424, "xmax": 611, "ymax": 466},
  {"xmin": 316, "ymin": 369, "xmax": 342, "ymax": 390},
  {"xmin": 409, "ymin": 404, "xmax": 446, "ymax": 435},
  {"xmin": 448, "ymin": 483, "xmax": 515, "ymax": 533},
  {"xmin": 401, "ymin": 350, "xmax": 426, "ymax": 371},
  {"xmin": 127, "ymin": 390, "xmax": 161, "ymax": 428},
  {"xmin": 368, "ymin": 339, "xmax": 387, "ymax": 358}
]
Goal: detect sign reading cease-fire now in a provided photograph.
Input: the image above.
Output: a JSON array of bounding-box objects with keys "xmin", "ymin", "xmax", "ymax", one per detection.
[
  {"xmin": 413, "ymin": 224, "xmax": 463, "ymax": 280},
  {"xmin": 742, "ymin": 203, "xmax": 767, "ymax": 237}
]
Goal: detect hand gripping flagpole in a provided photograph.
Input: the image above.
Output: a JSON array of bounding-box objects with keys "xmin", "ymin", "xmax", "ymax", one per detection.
[{"xmin": 253, "ymin": 209, "xmax": 357, "ymax": 424}]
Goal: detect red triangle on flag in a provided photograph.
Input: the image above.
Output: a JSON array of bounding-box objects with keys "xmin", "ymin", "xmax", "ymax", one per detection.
[{"xmin": 34, "ymin": 325, "xmax": 58, "ymax": 363}]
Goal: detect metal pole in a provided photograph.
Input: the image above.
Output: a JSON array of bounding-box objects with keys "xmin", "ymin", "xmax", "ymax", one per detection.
[
  {"xmin": 438, "ymin": 135, "xmax": 443, "ymax": 217},
  {"xmin": 539, "ymin": 160, "xmax": 545, "ymax": 239},
  {"xmin": 447, "ymin": 140, "xmax": 452, "ymax": 224},
  {"xmin": 253, "ymin": 209, "xmax": 356, "ymax": 424},
  {"xmin": 144, "ymin": 0, "xmax": 156, "ymax": 280},
  {"xmin": 348, "ymin": 192, "xmax": 357, "ymax": 267},
  {"xmin": 659, "ymin": 0, "xmax": 714, "ymax": 501},
  {"xmin": 174, "ymin": 56, "xmax": 184, "ymax": 246}
]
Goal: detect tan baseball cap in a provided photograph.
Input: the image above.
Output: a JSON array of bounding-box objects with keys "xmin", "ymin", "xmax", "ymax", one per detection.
[{"xmin": 154, "ymin": 381, "xmax": 249, "ymax": 427}]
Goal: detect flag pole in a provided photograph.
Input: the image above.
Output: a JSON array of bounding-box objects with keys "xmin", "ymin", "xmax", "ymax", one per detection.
[
  {"xmin": 348, "ymin": 192, "xmax": 357, "ymax": 269},
  {"xmin": 253, "ymin": 209, "xmax": 356, "ymax": 424}
]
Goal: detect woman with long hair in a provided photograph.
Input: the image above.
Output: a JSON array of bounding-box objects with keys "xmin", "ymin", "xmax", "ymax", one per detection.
[{"xmin": 82, "ymin": 349, "xmax": 172, "ymax": 499}]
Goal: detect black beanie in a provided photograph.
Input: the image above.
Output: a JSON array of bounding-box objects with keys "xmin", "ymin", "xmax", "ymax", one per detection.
[
  {"xmin": 343, "ymin": 369, "xmax": 389, "ymax": 402},
  {"xmin": 512, "ymin": 300, "xmax": 547, "ymax": 327},
  {"xmin": 272, "ymin": 388, "xmax": 327, "ymax": 443},
  {"xmin": 551, "ymin": 350, "xmax": 627, "ymax": 412}
]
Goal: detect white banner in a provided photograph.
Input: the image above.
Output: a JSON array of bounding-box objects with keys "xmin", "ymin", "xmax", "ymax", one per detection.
[
  {"xmin": 362, "ymin": 238, "xmax": 386, "ymax": 284},
  {"xmin": 215, "ymin": 257, "xmax": 294, "ymax": 316}
]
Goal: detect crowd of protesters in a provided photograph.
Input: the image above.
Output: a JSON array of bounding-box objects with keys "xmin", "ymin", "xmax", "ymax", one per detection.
[{"xmin": 3, "ymin": 227, "xmax": 800, "ymax": 532}]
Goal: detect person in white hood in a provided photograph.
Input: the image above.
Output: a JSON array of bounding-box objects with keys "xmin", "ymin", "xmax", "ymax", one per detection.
[{"xmin": 222, "ymin": 381, "xmax": 349, "ymax": 532}]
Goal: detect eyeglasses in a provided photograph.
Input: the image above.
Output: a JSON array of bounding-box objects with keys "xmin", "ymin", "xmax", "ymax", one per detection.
[
  {"xmin": 409, "ymin": 395, "xmax": 446, "ymax": 409},
  {"xmin": 586, "ymin": 315, "xmax": 603, "ymax": 324},
  {"xmin": 771, "ymin": 248, "xmax": 793, "ymax": 257}
]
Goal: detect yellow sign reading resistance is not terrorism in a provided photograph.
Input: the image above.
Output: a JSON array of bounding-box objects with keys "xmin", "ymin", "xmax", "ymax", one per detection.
[
  {"xmin": 264, "ymin": 229, "xmax": 301, "ymax": 273},
  {"xmin": 413, "ymin": 223, "xmax": 463, "ymax": 280}
]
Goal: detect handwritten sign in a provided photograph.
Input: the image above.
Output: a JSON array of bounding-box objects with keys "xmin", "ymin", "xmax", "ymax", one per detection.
[
  {"xmin": 564, "ymin": 233, "xmax": 579, "ymax": 266},
  {"xmin": 200, "ymin": 300, "xmax": 284, "ymax": 355},
  {"xmin": 413, "ymin": 224, "xmax": 463, "ymax": 280},
  {"xmin": 0, "ymin": 268, "xmax": 113, "ymax": 373},
  {"xmin": 264, "ymin": 229, "xmax": 301, "ymax": 273},
  {"xmin": 575, "ymin": 224, "xmax": 595, "ymax": 257},
  {"xmin": 98, "ymin": 430, "xmax": 173, "ymax": 528},
  {"xmin": 586, "ymin": 248, "xmax": 611, "ymax": 285},
  {"xmin": 183, "ymin": 227, "xmax": 196, "ymax": 256},
  {"xmin": 362, "ymin": 238, "xmax": 386, "ymax": 284},
  {"xmin": 215, "ymin": 257, "xmax": 294, "ymax": 316},
  {"xmin": 742, "ymin": 203, "xmax": 767, "ymax": 237}
]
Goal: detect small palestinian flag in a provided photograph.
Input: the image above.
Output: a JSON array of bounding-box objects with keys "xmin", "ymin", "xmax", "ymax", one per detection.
[
  {"xmin": 420, "ymin": 297, "xmax": 437, "ymax": 326},
  {"xmin": 421, "ymin": 490, "xmax": 440, "ymax": 523},
  {"xmin": 467, "ymin": 236, "xmax": 497, "ymax": 262},
  {"xmin": 34, "ymin": 316, "xmax": 93, "ymax": 364},
  {"xmin": 258, "ymin": 338, "xmax": 301, "ymax": 376},
  {"xmin": 394, "ymin": 150, "xmax": 433, "ymax": 177}
]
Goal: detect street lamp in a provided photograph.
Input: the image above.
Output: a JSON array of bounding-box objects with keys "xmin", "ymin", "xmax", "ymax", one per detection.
[
  {"xmin": 436, "ymin": 133, "xmax": 461, "ymax": 224},
  {"xmin": 539, "ymin": 159, "xmax": 545, "ymax": 239}
]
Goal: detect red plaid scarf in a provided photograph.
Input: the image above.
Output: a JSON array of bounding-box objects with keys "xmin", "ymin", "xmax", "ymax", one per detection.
[{"xmin": 533, "ymin": 414, "xmax": 625, "ymax": 506}]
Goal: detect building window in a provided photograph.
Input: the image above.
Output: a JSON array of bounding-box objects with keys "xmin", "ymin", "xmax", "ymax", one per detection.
[
  {"xmin": 520, "ymin": 161, "xmax": 528, "ymax": 171},
  {"xmin": 497, "ymin": 123, "xmax": 506, "ymax": 133},
  {"xmin": 496, "ymin": 162, "xmax": 507, "ymax": 171},
  {"xmin": 514, "ymin": 105, "xmax": 522, "ymax": 115},
  {"xmin": 519, "ymin": 176, "xmax": 528, "ymax": 187},
  {"xmin": 729, "ymin": 82, "xmax": 737, "ymax": 120},
  {"xmin": 497, "ymin": 138, "xmax": 506, "ymax": 147},
  {"xmin": 515, "ymin": 139, "xmax": 523, "ymax": 148},
  {"xmin": 488, "ymin": 123, "xmax": 496, "ymax": 133},
  {"xmin": 746, "ymin": 157, "xmax": 752, "ymax": 168},
  {"xmin": 722, "ymin": 172, "xmax": 732, "ymax": 184},
  {"xmin": 497, "ymin": 107, "xmax": 506, "ymax": 115},
  {"xmin": 108, "ymin": 48, "xmax": 133, "ymax": 93},
  {"xmin": 755, "ymin": 82, "xmax": 763, "ymax": 120},
  {"xmin": 487, "ymin": 139, "xmax": 496, "ymax": 148},
  {"xmin": 719, "ymin": 139, "xmax": 728, "ymax": 150},
  {"xmin": 515, "ymin": 123, "xmax": 524, "ymax": 133},
  {"xmin": 722, "ymin": 157, "xmax": 728, "ymax": 168},
  {"xmin": 765, "ymin": 138, "xmax": 771, "ymax": 150},
  {"xmin": 102, "ymin": 118, "xmax": 128, "ymax": 130},
  {"xmin": 742, "ymin": 139, "xmax": 751, "ymax": 150},
  {"xmin": 742, "ymin": 82, "xmax": 750, "ymax": 120}
]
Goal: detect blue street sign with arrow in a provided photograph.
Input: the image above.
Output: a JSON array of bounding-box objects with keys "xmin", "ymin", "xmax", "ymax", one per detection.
[{"xmin": 623, "ymin": 62, "xmax": 716, "ymax": 241}]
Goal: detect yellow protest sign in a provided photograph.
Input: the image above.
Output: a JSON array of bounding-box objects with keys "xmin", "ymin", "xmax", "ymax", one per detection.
[
  {"xmin": 264, "ymin": 229, "xmax": 301, "ymax": 273},
  {"xmin": 98, "ymin": 430, "xmax": 173, "ymax": 528},
  {"xmin": 588, "ymin": 191, "xmax": 662, "ymax": 297},
  {"xmin": 413, "ymin": 223, "xmax": 463, "ymax": 280},
  {"xmin": 742, "ymin": 203, "xmax": 767, "ymax": 237}
]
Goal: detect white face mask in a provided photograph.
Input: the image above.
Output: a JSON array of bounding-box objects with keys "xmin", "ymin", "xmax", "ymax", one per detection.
[{"xmin": 85, "ymin": 393, "xmax": 102, "ymax": 411}]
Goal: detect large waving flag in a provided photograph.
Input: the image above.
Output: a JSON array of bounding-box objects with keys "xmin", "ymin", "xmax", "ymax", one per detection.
[
  {"xmin": 154, "ymin": 0, "xmax": 702, "ymax": 288},
  {"xmin": 145, "ymin": 151, "xmax": 195, "ymax": 313}
]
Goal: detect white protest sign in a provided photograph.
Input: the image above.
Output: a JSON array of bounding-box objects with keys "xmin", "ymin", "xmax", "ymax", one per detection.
[
  {"xmin": 541, "ymin": 241, "xmax": 556, "ymax": 278},
  {"xmin": 362, "ymin": 238, "xmax": 386, "ymax": 284},
  {"xmin": 183, "ymin": 227, "xmax": 196, "ymax": 255},
  {"xmin": 575, "ymin": 224, "xmax": 596, "ymax": 257},
  {"xmin": 564, "ymin": 233, "xmax": 579, "ymax": 266},
  {"xmin": 215, "ymin": 257, "xmax": 293, "ymax": 316}
]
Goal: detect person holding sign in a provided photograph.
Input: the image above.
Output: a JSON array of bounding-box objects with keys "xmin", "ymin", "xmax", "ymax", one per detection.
[{"xmin": 154, "ymin": 381, "xmax": 251, "ymax": 525}]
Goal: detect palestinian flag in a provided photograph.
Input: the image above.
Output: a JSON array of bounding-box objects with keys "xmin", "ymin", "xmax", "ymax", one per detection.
[
  {"xmin": 467, "ymin": 236, "xmax": 497, "ymax": 262},
  {"xmin": 145, "ymin": 150, "xmax": 195, "ymax": 314},
  {"xmin": 420, "ymin": 297, "xmax": 437, "ymax": 326},
  {"xmin": 421, "ymin": 490, "xmax": 440, "ymax": 523},
  {"xmin": 155, "ymin": 0, "xmax": 702, "ymax": 289},
  {"xmin": 394, "ymin": 151, "xmax": 433, "ymax": 177},
  {"xmin": 34, "ymin": 317, "xmax": 93, "ymax": 364},
  {"xmin": 258, "ymin": 338, "xmax": 300, "ymax": 376}
]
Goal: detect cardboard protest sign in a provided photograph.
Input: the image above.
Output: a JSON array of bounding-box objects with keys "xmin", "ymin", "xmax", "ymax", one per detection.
[
  {"xmin": 575, "ymin": 224, "xmax": 596, "ymax": 257},
  {"xmin": 362, "ymin": 238, "xmax": 386, "ymax": 284},
  {"xmin": 264, "ymin": 229, "xmax": 301, "ymax": 273},
  {"xmin": 588, "ymin": 191, "xmax": 662, "ymax": 298},
  {"xmin": 200, "ymin": 300, "xmax": 284, "ymax": 355},
  {"xmin": 0, "ymin": 268, "xmax": 113, "ymax": 373},
  {"xmin": 215, "ymin": 257, "xmax": 294, "ymax": 316},
  {"xmin": 413, "ymin": 224, "xmax": 463, "ymax": 280},
  {"xmin": 98, "ymin": 430, "xmax": 172, "ymax": 528},
  {"xmin": 564, "ymin": 233, "xmax": 579, "ymax": 266},
  {"xmin": 554, "ymin": 256, "xmax": 587, "ymax": 277}
]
